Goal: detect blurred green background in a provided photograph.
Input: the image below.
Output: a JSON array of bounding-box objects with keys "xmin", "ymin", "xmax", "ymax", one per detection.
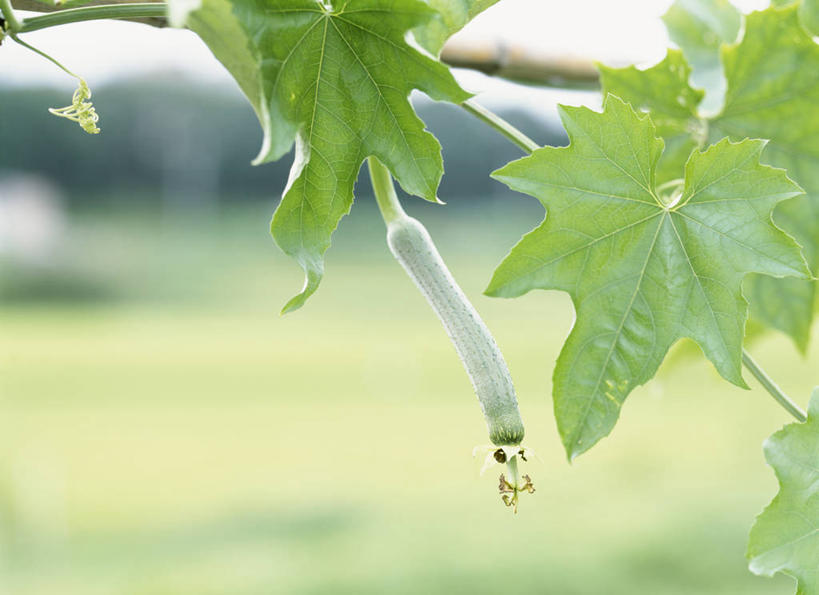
[{"xmin": 1, "ymin": 81, "xmax": 816, "ymax": 594}]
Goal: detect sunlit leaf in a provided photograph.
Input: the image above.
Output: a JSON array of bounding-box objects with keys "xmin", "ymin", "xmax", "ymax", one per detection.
[
  {"xmin": 598, "ymin": 49, "xmax": 704, "ymax": 184},
  {"xmin": 617, "ymin": 5, "xmax": 818, "ymax": 352},
  {"xmin": 801, "ymin": 0, "xmax": 819, "ymax": 34},
  {"xmin": 771, "ymin": 0, "xmax": 819, "ymax": 34},
  {"xmin": 662, "ymin": 0, "xmax": 740, "ymax": 113},
  {"xmin": 714, "ymin": 5, "xmax": 819, "ymax": 352},
  {"xmin": 748, "ymin": 388, "xmax": 819, "ymax": 595},
  {"xmin": 173, "ymin": 0, "xmax": 470, "ymax": 311},
  {"xmin": 488, "ymin": 95, "xmax": 810, "ymax": 459},
  {"xmin": 413, "ymin": 0, "xmax": 500, "ymax": 55}
]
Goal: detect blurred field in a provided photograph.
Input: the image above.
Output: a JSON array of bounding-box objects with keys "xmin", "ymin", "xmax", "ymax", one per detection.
[{"xmin": 1, "ymin": 200, "xmax": 816, "ymax": 595}]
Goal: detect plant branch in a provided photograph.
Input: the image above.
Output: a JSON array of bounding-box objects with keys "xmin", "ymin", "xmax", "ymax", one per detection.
[
  {"xmin": 461, "ymin": 99, "xmax": 539, "ymax": 154},
  {"xmin": 742, "ymin": 349, "xmax": 807, "ymax": 422},
  {"xmin": 13, "ymin": 0, "xmax": 159, "ymax": 11},
  {"xmin": 11, "ymin": 0, "xmax": 165, "ymax": 29},
  {"xmin": 17, "ymin": 2, "xmax": 165, "ymax": 32}
]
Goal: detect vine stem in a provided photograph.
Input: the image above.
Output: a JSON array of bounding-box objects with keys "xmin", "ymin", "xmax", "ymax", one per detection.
[
  {"xmin": 742, "ymin": 350, "xmax": 807, "ymax": 422},
  {"xmin": 0, "ymin": 0, "xmax": 22, "ymax": 32},
  {"xmin": 461, "ymin": 99, "xmax": 539, "ymax": 154},
  {"xmin": 17, "ymin": 3, "xmax": 165, "ymax": 33}
]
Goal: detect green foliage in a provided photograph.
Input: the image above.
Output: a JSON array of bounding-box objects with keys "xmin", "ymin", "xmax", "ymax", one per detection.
[
  {"xmin": 598, "ymin": 50, "xmax": 704, "ymax": 185},
  {"xmin": 662, "ymin": 0, "xmax": 740, "ymax": 113},
  {"xmin": 413, "ymin": 0, "xmax": 499, "ymax": 55},
  {"xmin": 748, "ymin": 388, "xmax": 819, "ymax": 595},
  {"xmin": 174, "ymin": 0, "xmax": 471, "ymax": 312},
  {"xmin": 771, "ymin": 0, "xmax": 819, "ymax": 34},
  {"xmin": 488, "ymin": 95, "xmax": 809, "ymax": 459},
  {"xmin": 801, "ymin": 0, "xmax": 819, "ymax": 34},
  {"xmin": 713, "ymin": 5, "xmax": 819, "ymax": 353},
  {"xmin": 608, "ymin": 4, "xmax": 819, "ymax": 352}
]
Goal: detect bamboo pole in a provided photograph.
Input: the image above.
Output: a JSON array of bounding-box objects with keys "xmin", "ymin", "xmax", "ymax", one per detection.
[{"xmin": 440, "ymin": 37, "xmax": 599, "ymax": 87}]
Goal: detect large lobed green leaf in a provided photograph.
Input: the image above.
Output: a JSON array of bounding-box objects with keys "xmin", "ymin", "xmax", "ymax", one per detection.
[
  {"xmin": 803, "ymin": 0, "xmax": 819, "ymax": 34},
  {"xmin": 609, "ymin": 4, "xmax": 819, "ymax": 352},
  {"xmin": 488, "ymin": 95, "xmax": 809, "ymax": 459},
  {"xmin": 598, "ymin": 50, "xmax": 704, "ymax": 185},
  {"xmin": 748, "ymin": 388, "xmax": 819, "ymax": 595},
  {"xmin": 662, "ymin": 0, "xmax": 740, "ymax": 113},
  {"xmin": 413, "ymin": 0, "xmax": 500, "ymax": 55},
  {"xmin": 771, "ymin": 0, "xmax": 819, "ymax": 34},
  {"xmin": 174, "ymin": 0, "xmax": 476, "ymax": 312},
  {"xmin": 713, "ymin": 5, "xmax": 819, "ymax": 352}
]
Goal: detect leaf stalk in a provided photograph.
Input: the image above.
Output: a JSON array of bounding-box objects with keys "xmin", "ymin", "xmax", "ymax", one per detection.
[
  {"xmin": 742, "ymin": 349, "xmax": 807, "ymax": 422},
  {"xmin": 460, "ymin": 99, "xmax": 539, "ymax": 155}
]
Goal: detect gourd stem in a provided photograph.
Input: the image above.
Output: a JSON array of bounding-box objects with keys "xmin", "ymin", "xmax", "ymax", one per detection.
[
  {"xmin": 742, "ymin": 349, "xmax": 807, "ymax": 422},
  {"xmin": 367, "ymin": 156, "xmax": 406, "ymax": 224},
  {"xmin": 0, "ymin": 0, "xmax": 22, "ymax": 32},
  {"xmin": 460, "ymin": 99, "xmax": 539, "ymax": 155},
  {"xmin": 17, "ymin": 3, "xmax": 166, "ymax": 33}
]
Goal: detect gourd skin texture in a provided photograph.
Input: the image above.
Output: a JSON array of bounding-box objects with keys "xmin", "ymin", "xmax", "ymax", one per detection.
[{"xmin": 387, "ymin": 215, "xmax": 525, "ymax": 446}]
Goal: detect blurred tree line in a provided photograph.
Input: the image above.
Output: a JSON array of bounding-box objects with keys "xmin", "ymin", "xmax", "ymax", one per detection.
[{"xmin": 0, "ymin": 75, "xmax": 566, "ymax": 206}]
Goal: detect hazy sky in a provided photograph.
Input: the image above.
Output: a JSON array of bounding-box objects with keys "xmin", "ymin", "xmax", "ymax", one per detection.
[{"xmin": 0, "ymin": 0, "xmax": 768, "ymax": 112}]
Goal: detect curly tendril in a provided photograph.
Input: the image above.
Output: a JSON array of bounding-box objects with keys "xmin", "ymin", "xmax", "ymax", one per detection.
[
  {"xmin": 3, "ymin": 32, "xmax": 101, "ymax": 135},
  {"xmin": 49, "ymin": 78, "xmax": 100, "ymax": 134}
]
